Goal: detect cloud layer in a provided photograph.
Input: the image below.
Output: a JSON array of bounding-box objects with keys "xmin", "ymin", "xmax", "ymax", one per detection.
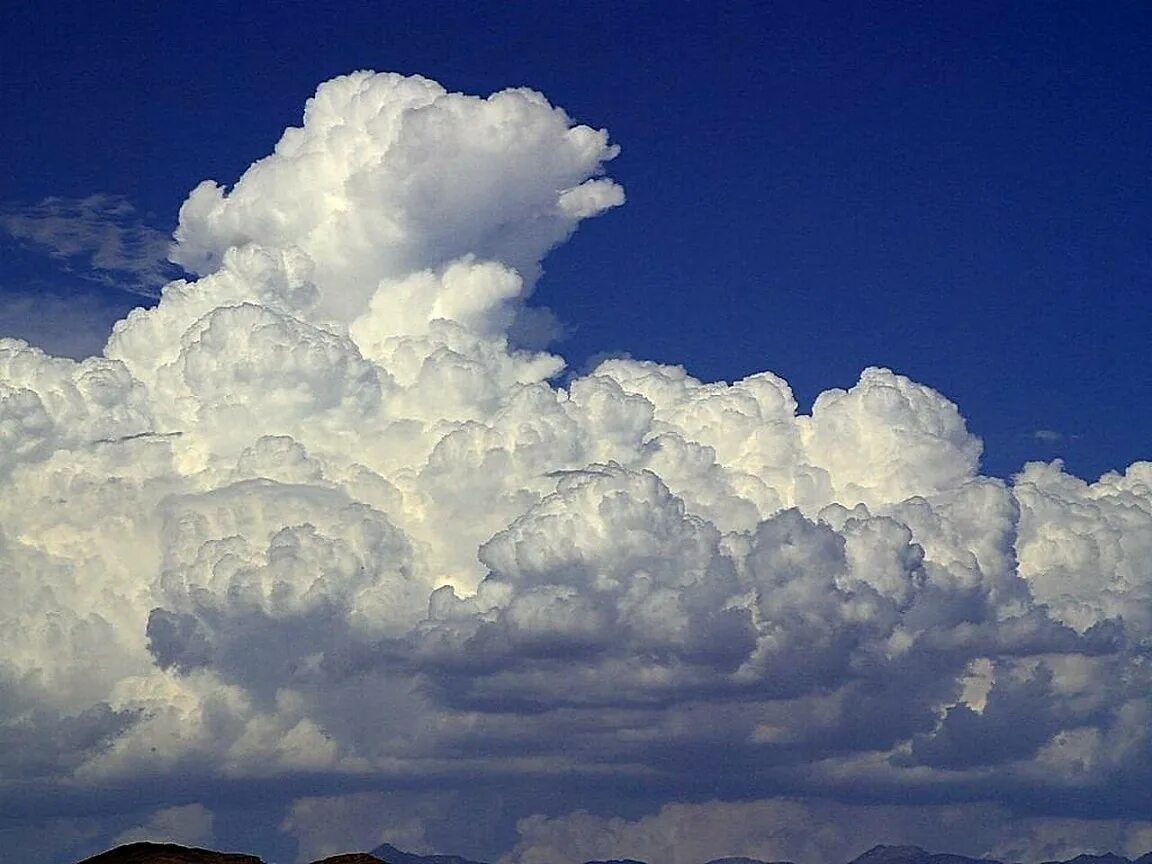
[{"xmin": 1, "ymin": 71, "xmax": 1150, "ymax": 864}]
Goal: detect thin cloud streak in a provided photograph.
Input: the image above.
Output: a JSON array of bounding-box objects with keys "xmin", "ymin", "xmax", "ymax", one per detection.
[{"xmin": 0, "ymin": 194, "xmax": 182, "ymax": 297}]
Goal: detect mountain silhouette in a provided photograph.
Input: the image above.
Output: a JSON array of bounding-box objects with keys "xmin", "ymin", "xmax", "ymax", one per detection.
[
  {"xmin": 76, "ymin": 843, "xmax": 264, "ymax": 864},
  {"xmin": 369, "ymin": 841, "xmax": 489, "ymax": 864},
  {"xmin": 849, "ymin": 846, "xmax": 1005, "ymax": 864},
  {"xmin": 74, "ymin": 840, "xmax": 1152, "ymax": 864}
]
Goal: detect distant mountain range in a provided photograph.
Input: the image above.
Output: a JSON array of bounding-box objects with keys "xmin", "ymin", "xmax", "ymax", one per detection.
[
  {"xmin": 368, "ymin": 842, "xmax": 490, "ymax": 864},
  {"xmin": 848, "ymin": 847, "xmax": 1152, "ymax": 864},
  {"xmin": 75, "ymin": 840, "xmax": 1152, "ymax": 864},
  {"xmin": 77, "ymin": 843, "xmax": 263, "ymax": 864}
]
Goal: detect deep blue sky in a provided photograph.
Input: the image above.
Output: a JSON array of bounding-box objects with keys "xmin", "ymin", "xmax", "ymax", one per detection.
[{"xmin": 2, "ymin": 0, "xmax": 1149, "ymax": 479}]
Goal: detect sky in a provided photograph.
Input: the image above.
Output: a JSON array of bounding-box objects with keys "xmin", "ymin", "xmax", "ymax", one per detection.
[{"xmin": 0, "ymin": 2, "xmax": 1150, "ymax": 864}]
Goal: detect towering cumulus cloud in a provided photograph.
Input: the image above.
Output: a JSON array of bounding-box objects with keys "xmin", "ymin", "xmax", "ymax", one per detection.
[{"xmin": 1, "ymin": 72, "xmax": 1150, "ymax": 864}]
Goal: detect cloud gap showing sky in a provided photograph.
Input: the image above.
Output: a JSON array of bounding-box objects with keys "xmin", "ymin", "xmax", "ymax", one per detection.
[{"xmin": 1, "ymin": 71, "xmax": 1151, "ymax": 864}]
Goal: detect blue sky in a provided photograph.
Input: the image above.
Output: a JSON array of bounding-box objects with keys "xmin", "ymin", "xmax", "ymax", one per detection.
[
  {"xmin": 3, "ymin": 4, "xmax": 1152, "ymax": 864},
  {"xmin": 3, "ymin": 0, "xmax": 1149, "ymax": 479}
]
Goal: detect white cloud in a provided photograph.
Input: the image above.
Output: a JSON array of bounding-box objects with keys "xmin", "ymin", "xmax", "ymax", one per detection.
[
  {"xmin": 169, "ymin": 72, "xmax": 623, "ymax": 322},
  {"xmin": 1, "ymin": 71, "xmax": 1149, "ymax": 864}
]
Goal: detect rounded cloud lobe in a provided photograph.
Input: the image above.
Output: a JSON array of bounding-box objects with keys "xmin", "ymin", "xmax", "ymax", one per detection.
[{"xmin": 2, "ymin": 72, "xmax": 1150, "ymax": 863}]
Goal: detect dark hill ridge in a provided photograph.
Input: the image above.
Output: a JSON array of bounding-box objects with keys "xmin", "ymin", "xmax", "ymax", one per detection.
[
  {"xmin": 370, "ymin": 842, "xmax": 488, "ymax": 864},
  {"xmin": 852, "ymin": 847, "xmax": 1004, "ymax": 864},
  {"xmin": 1052, "ymin": 857, "xmax": 1152, "ymax": 864},
  {"xmin": 76, "ymin": 844, "xmax": 388, "ymax": 864},
  {"xmin": 848, "ymin": 846, "xmax": 1152, "ymax": 864},
  {"xmin": 73, "ymin": 841, "xmax": 1152, "ymax": 864},
  {"xmin": 77, "ymin": 843, "xmax": 264, "ymax": 864},
  {"xmin": 850, "ymin": 846, "xmax": 1007, "ymax": 864}
]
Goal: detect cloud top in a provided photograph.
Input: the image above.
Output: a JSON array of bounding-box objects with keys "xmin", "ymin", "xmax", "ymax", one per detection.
[{"xmin": 171, "ymin": 71, "xmax": 623, "ymax": 321}]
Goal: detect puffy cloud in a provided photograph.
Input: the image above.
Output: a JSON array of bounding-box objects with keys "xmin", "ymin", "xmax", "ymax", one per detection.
[
  {"xmin": 170, "ymin": 71, "xmax": 623, "ymax": 321},
  {"xmin": 1, "ymin": 71, "xmax": 1149, "ymax": 864},
  {"xmin": 1014, "ymin": 460, "xmax": 1152, "ymax": 636},
  {"xmin": 804, "ymin": 367, "xmax": 982, "ymax": 508}
]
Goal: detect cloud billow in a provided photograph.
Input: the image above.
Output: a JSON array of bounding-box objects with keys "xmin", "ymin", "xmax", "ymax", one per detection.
[{"xmin": 1, "ymin": 71, "xmax": 1150, "ymax": 863}]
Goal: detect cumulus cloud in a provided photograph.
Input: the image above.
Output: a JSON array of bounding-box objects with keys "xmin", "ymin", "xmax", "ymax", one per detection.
[
  {"xmin": 1, "ymin": 71, "xmax": 1149, "ymax": 864},
  {"xmin": 170, "ymin": 71, "xmax": 623, "ymax": 321}
]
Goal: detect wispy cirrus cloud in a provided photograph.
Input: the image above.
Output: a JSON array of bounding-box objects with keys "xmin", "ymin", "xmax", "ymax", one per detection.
[{"xmin": 0, "ymin": 193, "xmax": 183, "ymax": 296}]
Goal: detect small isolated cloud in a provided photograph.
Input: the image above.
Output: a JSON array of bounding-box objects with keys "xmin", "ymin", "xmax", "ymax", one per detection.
[
  {"xmin": 0, "ymin": 194, "xmax": 182, "ymax": 295},
  {"xmin": 113, "ymin": 804, "xmax": 215, "ymax": 848},
  {"xmin": 1033, "ymin": 429, "xmax": 1064, "ymax": 442}
]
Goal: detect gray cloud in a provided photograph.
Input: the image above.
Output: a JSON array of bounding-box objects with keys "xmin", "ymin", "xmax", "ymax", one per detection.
[
  {"xmin": 1, "ymin": 194, "xmax": 183, "ymax": 296},
  {"xmin": 505, "ymin": 800, "xmax": 1152, "ymax": 864},
  {"xmin": 112, "ymin": 804, "xmax": 215, "ymax": 849},
  {"xmin": 0, "ymin": 284, "xmax": 143, "ymax": 359}
]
